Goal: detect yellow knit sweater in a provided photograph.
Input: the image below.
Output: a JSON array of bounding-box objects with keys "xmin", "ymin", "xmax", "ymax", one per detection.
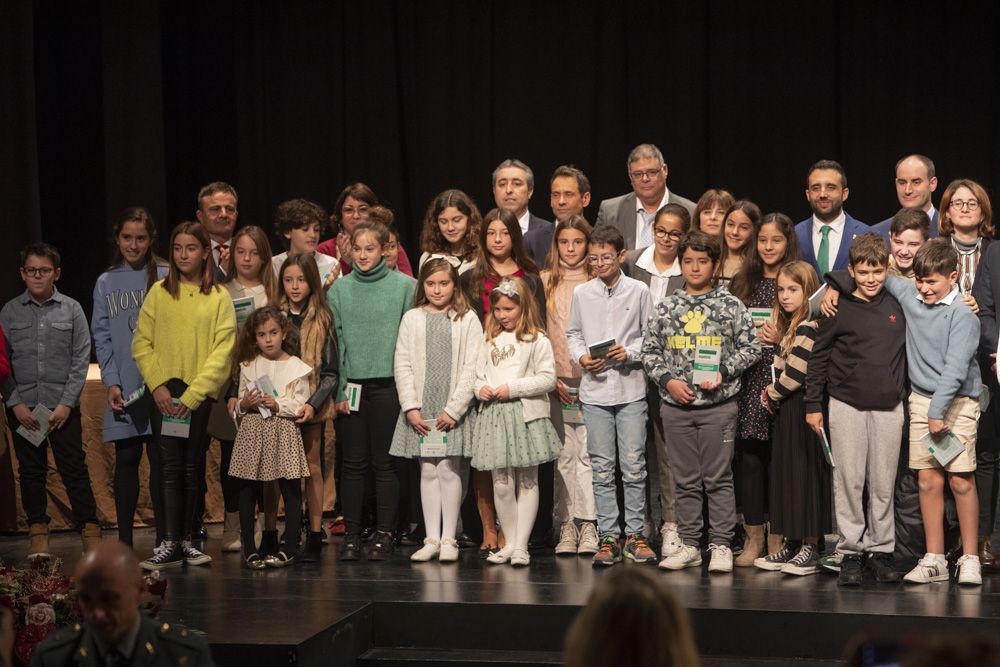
[{"xmin": 131, "ymin": 281, "xmax": 236, "ymax": 410}]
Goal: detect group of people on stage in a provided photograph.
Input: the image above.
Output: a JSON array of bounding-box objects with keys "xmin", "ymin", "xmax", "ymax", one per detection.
[{"xmin": 3, "ymin": 143, "xmax": 999, "ymax": 588}]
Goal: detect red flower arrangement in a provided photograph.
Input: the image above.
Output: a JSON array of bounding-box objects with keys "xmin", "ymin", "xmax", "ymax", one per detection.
[{"xmin": 0, "ymin": 558, "xmax": 167, "ymax": 666}]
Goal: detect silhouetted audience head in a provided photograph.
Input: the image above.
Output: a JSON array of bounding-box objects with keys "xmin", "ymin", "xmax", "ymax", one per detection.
[
  {"xmin": 564, "ymin": 568, "xmax": 699, "ymax": 667},
  {"xmin": 74, "ymin": 541, "xmax": 145, "ymax": 647}
]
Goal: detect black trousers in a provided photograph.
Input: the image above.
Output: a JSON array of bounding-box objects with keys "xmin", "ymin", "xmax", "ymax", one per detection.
[
  {"xmin": 736, "ymin": 438, "xmax": 770, "ymax": 525},
  {"xmin": 150, "ymin": 383, "xmax": 213, "ymax": 543},
  {"xmin": 335, "ymin": 379, "xmax": 400, "ymax": 535},
  {"xmin": 114, "ymin": 436, "xmax": 164, "ymax": 546},
  {"xmin": 9, "ymin": 406, "xmax": 97, "ymax": 527}
]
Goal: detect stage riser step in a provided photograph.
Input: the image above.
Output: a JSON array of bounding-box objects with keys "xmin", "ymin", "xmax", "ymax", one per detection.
[{"xmin": 359, "ymin": 647, "xmax": 561, "ymax": 666}]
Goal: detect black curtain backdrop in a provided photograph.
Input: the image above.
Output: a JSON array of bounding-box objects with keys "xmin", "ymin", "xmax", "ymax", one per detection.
[{"xmin": 3, "ymin": 1, "xmax": 999, "ymax": 318}]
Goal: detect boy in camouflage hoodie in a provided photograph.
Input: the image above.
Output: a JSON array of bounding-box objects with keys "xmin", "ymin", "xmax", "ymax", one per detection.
[{"xmin": 642, "ymin": 231, "xmax": 761, "ymax": 573}]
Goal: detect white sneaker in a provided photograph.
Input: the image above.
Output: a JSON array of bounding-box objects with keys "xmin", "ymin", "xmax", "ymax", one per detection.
[
  {"xmin": 438, "ymin": 538, "xmax": 459, "ymax": 563},
  {"xmin": 660, "ymin": 522, "xmax": 682, "ymax": 559},
  {"xmin": 956, "ymin": 554, "xmax": 982, "ymax": 586},
  {"xmin": 707, "ymin": 544, "xmax": 733, "ymax": 573},
  {"xmin": 577, "ymin": 522, "xmax": 599, "ymax": 555},
  {"xmin": 555, "ymin": 522, "xmax": 579, "ymax": 555},
  {"xmin": 410, "ymin": 538, "xmax": 440, "ymax": 562},
  {"xmin": 510, "ymin": 549, "xmax": 531, "ymax": 567},
  {"xmin": 659, "ymin": 544, "xmax": 702, "ymax": 570},
  {"xmin": 903, "ymin": 554, "xmax": 949, "ymax": 584}
]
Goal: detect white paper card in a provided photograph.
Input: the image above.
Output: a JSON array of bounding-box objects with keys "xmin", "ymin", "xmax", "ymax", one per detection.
[
  {"xmin": 246, "ymin": 375, "xmax": 277, "ymax": 419},
  {"xmin": 122, "ymin": 386, "xmax": 146, "ymax": 407},
  {"xmin": 818, "ymin": 428, "xmax": 835, "ymax": 468},
  {"xmin": 419, "ymin": 420, "xmax": 448, "ymax": 457},
  {"xmin": 16, "ymin": 405, "xmax": 54, "ymax": 447},
  {"xmin": 345, "ymin": 382, "xmax": 362, "ymax": 412},
  {"xmin": 808, "ymin": 284, "xmax": 829, "ymax": 319},
  {"xmin": 232, "ymin": 296, "xmax": 255, "ymax": 328},
  {"xmin": 692, "ymin": 344, "xmax": 721, "ymax": 385},
  {"xmin": 980, "ymin": 386, "xmax": 991, "ymax": 414},
  {"xmin": 750, "ymin": 308, "xmax": 773, "ymax": 327},
  {"xmin": 161, "ymin": 399, "xmax": 192, "ymax": 438},
  {"xmin": 561, "ymin": 387, "xmax": 585, "ymax": 425},
  {"xmin": 922, "ymin": 431, "xmax": 964, "ymax": 467}
]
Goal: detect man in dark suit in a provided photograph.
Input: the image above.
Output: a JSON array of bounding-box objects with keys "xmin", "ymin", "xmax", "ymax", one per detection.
[
  {"xmin": 492, "ymin": 159, "xmax": 552, "ymax": 266},
  {"xmin": 593, "ymin": 143, "xmax": 696, "ymax": 251},
  {"xmin": 794, "ymin": 160, "xmax": 867, "ymax": 276},
  {"xmin": 30, "ymin": 541, "xmax": 215, "ymax": 666},
  {"xmin": 872, "ymin": 155, "xmax": 940, "ymax": 240},
  {"xmin": 194, "ymin": 181, "xmax": 239, "ymax": 283},
  {"xmin": 549, "ymin": 164, "xmax": 592, "ymax": 227}
]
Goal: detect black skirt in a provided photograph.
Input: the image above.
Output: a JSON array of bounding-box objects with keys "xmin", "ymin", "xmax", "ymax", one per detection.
[{"xmin": 768, "ymin": 390, "xmax": 832, "ymax": 539}]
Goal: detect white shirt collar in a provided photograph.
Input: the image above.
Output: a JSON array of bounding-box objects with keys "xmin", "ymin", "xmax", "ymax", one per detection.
[
  {"xmin": 636, "ymin": 245, "xmax": 681, "ymax": 277},
  {"xmin": 811, "ymin": 210, "xmax": 846, "ymax": 233},
  {"xmin": 212, "ymin": 237, "xmax": 232, "ymax": 249},
  {"xmin": 636, "ymin": 188, "xmax": 671, "ymax": 214},
  {"xmin": 517, "ymin": 210, "xmax": 531, "ymax": 235},
  {"xmin": 914, "ymin": 283, "xmax": 960, "ymax": 306}
]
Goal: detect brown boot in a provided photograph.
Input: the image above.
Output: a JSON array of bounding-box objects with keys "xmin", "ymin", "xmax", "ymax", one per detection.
[
  {"xmin": 767, "ymin": 526, "xmax": 784, "ymax": 556},
  {"xmin": 979, "ymin": 536, "xmax": 997, "ymax": 572},
  {"xmin": 734, "ymin": 524, "xmax": 766, "ymax": 567},
  {"xmin": 81, "ymin": 522, "xmax": 102, "ymax": 553},
  {"xmin": 28, "ymin": 523, "xmax": 51, "ymax": 560}
]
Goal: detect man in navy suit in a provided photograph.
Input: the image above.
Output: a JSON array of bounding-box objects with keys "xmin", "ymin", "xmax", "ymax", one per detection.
[
  {"xmin": 194, "ymin": 181, "xmax": 239, "ymax": 283},
  {"xmin": 594, "ymin": 143, "xmax": 696, "ymax": 251},
  {"xmin": 871, "ymin": 155, "xmax": 940, "ymax": 240},
  {"xmin": 794, "ymin": 160, "xmax": 867, "ymax": 277},
  {"xmin": 493, "ymin": 158, "xmax": 553, "ymax": 266}
]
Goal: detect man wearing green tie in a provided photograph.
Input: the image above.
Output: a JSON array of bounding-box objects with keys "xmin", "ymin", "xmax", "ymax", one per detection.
[{"xmin": 794, "ymin": 160, "xmax": 868, "ymax": 279}]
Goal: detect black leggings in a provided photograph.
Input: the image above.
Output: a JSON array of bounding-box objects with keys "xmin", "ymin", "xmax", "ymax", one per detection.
[
  {"xmin": 737, "ymin": 438, "xmax": 770, "ymax": 526},
  {"xmin": 336, "ymin": 379, "xmax": 400, "ymax": 535},
  {"xmin": 151, "ymin": 392, "xmax": 212, "ymax": 543},
  {"xmin": 239, "ymin": 478, "xmax": 302, "ymax": 557},
  {"xmin": 113, "ymin": 437, "xmax": 163, "ymax": 547}
]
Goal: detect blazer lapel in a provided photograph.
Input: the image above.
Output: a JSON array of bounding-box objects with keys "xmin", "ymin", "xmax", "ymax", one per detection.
[
  {"xmin": 833, "ymin": 216, "xmax": 859, "ymax": 271},
  {"xmin": 616, "ymin": 194, "xmax": 638, "ymax": 249}
]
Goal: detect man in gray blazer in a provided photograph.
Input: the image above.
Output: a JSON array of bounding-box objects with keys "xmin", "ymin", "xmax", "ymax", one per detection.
[
  {"xmin": 493, "ymin": 158, "xmax": 553, "ymax": 266},
  {"xmin": 594, "ymin": 144, "xmax": 696, "ymax": 251}
]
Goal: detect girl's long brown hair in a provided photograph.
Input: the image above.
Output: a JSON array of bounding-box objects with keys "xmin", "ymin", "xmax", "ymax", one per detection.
[
  {"xmin": 774, "ymin": 260, "xmax": 820, "ymax": 356},
  {"xmin": 484, "ymin": 276, "xmax": 544, "ymax": 343},
  {"xmin": 163, "ymin": 221, "xmax": 216, "ymax": 298},
  {"xmin": 108, "ymin": 207, "xmax": 167, "ymax": 292},
  {"xmin": 413, "ymin": 257, "xmax": 471, "ymax": 321},
  {"xmin": 715, "ymin": 200, "xmax": 762, "ymax": 281},
  {"xmin": 542, "ymin": 215, "xmax": 594, "ymax": 315},
  {"xmin": 419, "ymin": 189, "xmax": 483, "ymax": 261},
  {"xmin": 276, "ymin": 253, "xmax": 333, "ymax": 335},
  {"xmin": 729, "ymin": 211, "xmax": 799, "ymax": 304},
  {"xmin": 224, "ymin": 225, "xmax": 279, "ymax": 304},
  {"xmin": 235, "ymin": 305, "xmax": 300, "ymax": 365},
  {"xmin": 467, "ymin": 208, "xmax": 538, "ymax": 305}
]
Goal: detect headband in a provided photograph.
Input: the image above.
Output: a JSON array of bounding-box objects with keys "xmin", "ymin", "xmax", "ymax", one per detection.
[{"xmin": 494, "ymin": 278, "xmax": 519, "ymax": 299}]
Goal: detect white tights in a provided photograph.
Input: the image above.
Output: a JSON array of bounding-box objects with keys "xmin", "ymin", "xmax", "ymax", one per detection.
[
  {"xmin": 420, "ymin": 456, "xmax": 463, "ymax": 541},
  {"xmin": 492, "ymin": 466, "xmax": 539, "ymax": 552}
]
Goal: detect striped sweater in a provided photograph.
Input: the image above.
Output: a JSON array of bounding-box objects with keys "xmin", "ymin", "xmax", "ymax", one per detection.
[{"xmin": 766, "ymin": 320, "xmax": 818, "ymax": 403}]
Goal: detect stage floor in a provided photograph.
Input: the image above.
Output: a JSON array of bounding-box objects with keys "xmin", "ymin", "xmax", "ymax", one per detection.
[{"xmin": 3, "ymin": 527, "xmax": 1000, "ymax": 666}]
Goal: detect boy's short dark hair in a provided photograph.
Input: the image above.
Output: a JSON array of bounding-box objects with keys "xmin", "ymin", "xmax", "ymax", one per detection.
[
  {"xmin": 274, "ymin": 198, "xmax": 328, "ymax": 236},
  {"xmin": 589, "ymin": 226, "xmax": 625, "ymax": 253},
  {"xmin": 678, "ymin": 231, "xmax": 720, "ymax": 263},
  {"xmin": 890, "ymin": 208, "xmax": 931, "ymax": 240},
  {"xmin": 21, "ymin": 242, "xmax": 61, "ymax": 269},
  {"xmin": 913, "ymin": 238, "xmax": 959, "ymax": 280},
  {"xmin": 848, "ymin": 233, "xmax": 889, "ymax": 268}
]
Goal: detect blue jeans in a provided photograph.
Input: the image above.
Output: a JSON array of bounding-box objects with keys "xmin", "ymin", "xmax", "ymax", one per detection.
[{"xmin": 582, "ymin": 400, "xmax": 648, "ymax": 536}]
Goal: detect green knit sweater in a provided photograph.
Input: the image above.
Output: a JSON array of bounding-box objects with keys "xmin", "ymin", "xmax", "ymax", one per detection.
[{"xmin": 326, "ymin": 259, "xmax": 414, "ymax": 402}]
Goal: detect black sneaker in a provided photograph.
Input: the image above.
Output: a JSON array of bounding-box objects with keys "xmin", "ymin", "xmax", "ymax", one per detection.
[
  {"xmin": 141, "ymin": 541, "xmax": 183, "ymax": 571},
  {"xmin": 340, "ymin": 534, "xmax": 361, "ymax": 561},
  {"xmin": 360, "ymin": 525, "xmax": 377, "ymax": 543},
  {"xmin": 368, "ymin": 531, "xmax": 395, "ymax": 561},
  {"xmin": 180, "ymin": 540, "xmax": 212, "ymax": 566},
  {"xmin": 754, "ymin": 542, "xmax": 797, "ymax": 571},
  {"xmin": 866, "ymin": 552, "xmax": 901, "ymax": 583},
  {"xmin": 299, "ymin": 531, "xmax": 323, "ymax": 563},
  {"xmin": 781, "ymin": 544, "xmax": 820, "ymax": 576},
  {"xmin": 838, "ymin": 554, "xmax": 864, "ymax": 586}
]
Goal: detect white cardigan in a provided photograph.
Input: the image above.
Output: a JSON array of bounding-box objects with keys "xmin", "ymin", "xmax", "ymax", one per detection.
[
  {"xmin": 475, "ymin": 332, "xmax": 557, "ymax": 423},
  {"xmin": 394, "ymin": 307, "xmax": 483, "ymax": 421}
]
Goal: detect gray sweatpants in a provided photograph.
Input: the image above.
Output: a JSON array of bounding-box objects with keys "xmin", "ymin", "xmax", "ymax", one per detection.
[
  {"xmin": 828, "ymin": 396, "xmax": 904, "ymax": 555},
  {"xmin": 646, "ymin": 385, "xmax": 677, "ymax": 527},
  {"xmin": 660, "ymin": 400, "xmax": 738, "ymax": 546}
]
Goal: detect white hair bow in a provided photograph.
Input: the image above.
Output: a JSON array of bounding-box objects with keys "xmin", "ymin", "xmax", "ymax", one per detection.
[
  {"xmin": 427, "ymin": 253, "xmax": 462, "ymax": 269},
  {"xmin": 494, "ymin": 278, "xmax": 519, "ymax": 298}
]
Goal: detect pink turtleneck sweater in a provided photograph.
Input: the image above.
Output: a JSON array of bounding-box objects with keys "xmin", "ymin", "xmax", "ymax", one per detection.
[{"xmin": 542, "ymin": 262, "xmax": 590, "ymax": 378}]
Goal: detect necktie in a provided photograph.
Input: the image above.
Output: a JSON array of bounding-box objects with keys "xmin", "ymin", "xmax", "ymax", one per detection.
[
  {"xmin": 638, "ymin": 212, "xmax": 653, "ymax": 248},
  {"xmin": 817, "ymin": 225, "xmax": 832, "ymax": 277}
]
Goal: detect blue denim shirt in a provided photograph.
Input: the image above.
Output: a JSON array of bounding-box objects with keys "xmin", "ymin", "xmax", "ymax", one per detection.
[{"xmin": 0, "ymin": 288, "xmax": 91, "ymax": 408}]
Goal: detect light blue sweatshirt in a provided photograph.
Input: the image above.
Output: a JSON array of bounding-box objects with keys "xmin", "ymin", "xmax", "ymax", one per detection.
[
  {"xmin": 91, "ymin": 262, "xmax": 168, "ymax": 441},
  {"xmin": 883, "ymin": 276, "xmax": 981, "ymax": 420}
]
